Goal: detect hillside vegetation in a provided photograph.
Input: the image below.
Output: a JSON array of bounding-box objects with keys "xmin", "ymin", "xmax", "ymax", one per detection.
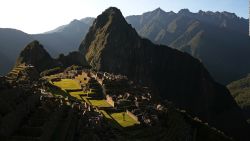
[{"xmin": 227, "ymin": 75, "xmax": 250, "ymax": 123}]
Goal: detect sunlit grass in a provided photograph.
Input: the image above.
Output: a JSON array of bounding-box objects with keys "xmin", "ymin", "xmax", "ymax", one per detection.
[
  {"xmin": 49, "ymin": 78, "xmax": 139, "ymax": 128},
  {"xmin": 110, "ymin": 112, "xmax": 140, "ymax": 127},
  {"xmin": 89, "ymin": 99, "xmax": 112, "ymax": 108},
  {"xmin": 52, "ymin": 79, "xmax": 81, "ymax": 90}
]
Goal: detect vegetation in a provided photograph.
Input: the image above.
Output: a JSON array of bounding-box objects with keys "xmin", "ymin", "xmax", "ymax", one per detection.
[
  {"xmin": 52, "ymin": 79, "xmax": 81, "ymax": 90},
  {"xmin": 227, "ymin": 75, "xmax": 250, "ymax": 121},
  {"xmin": 110, "ymin": 112, "xmax": 140, "ymax": 127},
  {"xmin": 89, "ymin": 99, "xmax": 112, "ymax": 108},
  {"xmin": 49, "ymin": 77, "xmax": 139, "ymax": 128}
]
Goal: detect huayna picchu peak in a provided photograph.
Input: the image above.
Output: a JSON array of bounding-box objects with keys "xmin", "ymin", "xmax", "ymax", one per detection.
[{"xmin": 79, "ymin": 7, "xmax": 250, "ymax": 141}]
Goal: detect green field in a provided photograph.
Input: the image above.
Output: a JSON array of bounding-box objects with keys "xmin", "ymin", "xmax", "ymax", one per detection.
[
  {"xmin": 49, "ymin": 78, "xmax": 139, "ymax": 128},
  {"xmin": 53, "ymin": 79, "xmax": 81, "ymax": 90},
  {"xmin": 110, "ymin": 112, "xmax": 140, "ymax": 127},
  {"xmin": 89, "ymin": 99, "xmax": 112, "ymax": 108}
]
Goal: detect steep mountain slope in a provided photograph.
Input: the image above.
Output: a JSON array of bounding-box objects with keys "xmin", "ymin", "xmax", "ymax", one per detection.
[
  {"xmin": 15, "ymin": 40, "xmax": 59, "ymax": 72},
  {"xmin": 0, "ymin": 28, "xmax": 33, "ymax": 75},
  {"xmin": 126, "ymin": 8, "xmax": 250, "ymax": 84},
  {"xmin": 32, "ymin": 18, "xmax": 93, "ymax": 57},
  {"xmin": 227, "ymin": 75, "xmax": 250, "ymax": 123},
  {"xmin": 57, "ymin": 51, "xmax": 89, "ymax": 68},
  {"xmin": 80, "ymin": 17, "xmax": 95, "ymax": 25},
  {"xmin": 79, "ymin": 7, "xmax": 250, "ymax": 141}
]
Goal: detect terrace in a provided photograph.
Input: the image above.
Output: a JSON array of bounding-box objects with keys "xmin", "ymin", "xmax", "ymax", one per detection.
[{"xmin": 47, "ymin": 72, "xmax": 141, "ymax": 129}]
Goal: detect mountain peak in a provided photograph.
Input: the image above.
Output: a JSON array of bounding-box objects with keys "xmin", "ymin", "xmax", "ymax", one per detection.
[
  {"xmin": 16, "ymin": 40, "xmax": 58, "ymax": 72},
  {"xmin": 24, "ymin": 40, "xmax": 43, "ymax": 50},
  {"xmin": 152, "ymin": 7, "xmax": 166, "ymax": 15},
  {"xmin": 70, "ymin": 19, "xmax": 81, "ymax": 24},
  {"xmin": 103, "ymin": 7, "xmax": 122, "ymax": 14},
  {"xmin": 154, "ymin": 7, "xmax": 164, "ymax": 12},
  {"xmin": 101, "ymin": 7, "xmax": 124, "ymax": 19},
  {"xmin": 91, "ymin": 7, "xmax": 127, "ymax": 30},
  {"xmin": 79, "ymin": 7, "xmax": 138, "ymax": 68},
  {"xmin": 221, "ymin": 11, "xmax": 238, "ymax": 19},
  {"xmin": 178, "ymin": 9, "xmax": 191, "ymax": 14}
]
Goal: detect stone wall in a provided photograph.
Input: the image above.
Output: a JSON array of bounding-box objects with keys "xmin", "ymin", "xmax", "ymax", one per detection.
[
  {"xmin": 126, "ymin": 110, "xmax": 140, "ymax": 123},
  {"xmin": 106, "ymin": 95, "xmax": 115, "ymax": 107}
]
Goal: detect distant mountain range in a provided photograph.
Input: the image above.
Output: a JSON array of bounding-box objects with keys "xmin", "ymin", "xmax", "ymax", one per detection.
[
  {"xmin": 4, "ymin": 7, "xmax": 250, "ymax": 141},
  {"xmin": 32, "ymin": 17, "xmax": 94, "ymax": 56},
  {"xmin": 126, "ymin": 8, "xmax": 250, "ymax": 84},
  {"xmin": 0, "ymin": 28, "xmax": 33, "ymax": 75},
  {"xmin": 1, "ymin": 8, "xmax": 250, "ymax": 85},
  {"xmin": 0, "ymin": 18, "xmax": 94, "ymax": 75}
]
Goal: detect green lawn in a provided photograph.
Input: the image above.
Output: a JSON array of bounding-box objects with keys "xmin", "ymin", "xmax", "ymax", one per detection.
[
  {"xmin": 89, "ymin": 99, "xmax": 112, "ymax": 108},
  {"xmin": 52, "ymin": 79, "xmax": 81, "ymax": 90},
  {"xmin": 49, "ymin": 78, "xmax": 139, "ymax": 128},
  {"xmin": 110, "ymin": 112, "xmax": 140, "ymax": 127}
]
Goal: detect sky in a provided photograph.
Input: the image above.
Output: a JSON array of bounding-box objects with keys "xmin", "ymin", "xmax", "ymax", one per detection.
[{"xmin": 0, "ymin": 0, "xmax": 248, "ymax": 34}]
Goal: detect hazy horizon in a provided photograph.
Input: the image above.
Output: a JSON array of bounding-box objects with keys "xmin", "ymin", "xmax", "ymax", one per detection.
[{"xmin": 0, "ymin": 0, "xmax": 248, "ymax": 34}]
